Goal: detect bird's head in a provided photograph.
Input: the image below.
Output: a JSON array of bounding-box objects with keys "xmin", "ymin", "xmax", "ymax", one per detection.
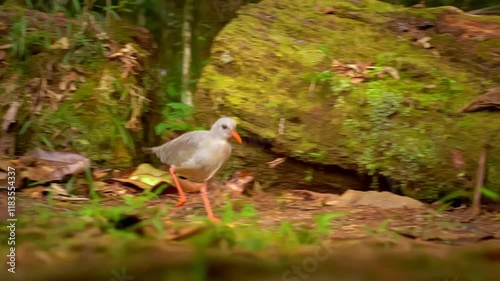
[{"xmin": 211, "ymin": 117, "xmax": 242, "ymax": 143}]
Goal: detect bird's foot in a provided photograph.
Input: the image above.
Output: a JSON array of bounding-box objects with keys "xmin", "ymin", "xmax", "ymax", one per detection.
[
  {"xmin": 174, "ymin": 199, "xmax": 186, "ymax": 207},
  {"xmin": 208, "ymin": 216, "xmax": 221, "ymax": 223}
]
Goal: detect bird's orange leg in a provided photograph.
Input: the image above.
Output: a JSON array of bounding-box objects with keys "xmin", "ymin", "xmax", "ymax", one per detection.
[
  {"xmin": 200, "ymin": 184, "xmax": 220, "ymax": 222},
  {"xmin": 169, "ymin": 167, "xmax": 187, "ymax": 207}
]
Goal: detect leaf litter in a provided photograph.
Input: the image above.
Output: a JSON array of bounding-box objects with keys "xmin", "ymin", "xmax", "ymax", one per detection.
[{"xmin": 2, "ymin": 161, "xmax": 500, "ymax": 280}]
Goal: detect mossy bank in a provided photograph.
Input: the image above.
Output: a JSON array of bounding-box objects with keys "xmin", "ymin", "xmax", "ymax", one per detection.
[{"xmin": 0, "ymin": 7, "xmax": 156, "ymax": 167}]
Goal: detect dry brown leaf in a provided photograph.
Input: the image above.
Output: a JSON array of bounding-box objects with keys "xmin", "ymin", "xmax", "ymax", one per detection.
[
  {"xmin": 267, "ymin": 157, "xmax": 286, "ymax": 168},
  {"xmin": 0, "ymin": 50, "xmax": 6, "ymax": 61},
  {"xmin": 322, "ymin": 6, "xmax": 335, "ymax": 14},
  {"xmin": 0, "ymin": 159, "xmax": 15, "ymax": 171},
  {"xmin": 124, "ymin": 84, "xmax": 147, "ymax": 132},
  {"xmin": 18, "ymin": 149, "xmax": 91, "ymax": 182},
  {"xmin": 93, "ymin": 169, "xmax": 111, "ymax": 180},
  {"xmin": 45, "ymin": 90, "xmax": 65, "ymax": 110},
  {"xmin": 49, "ymin": 37, "xmax": 70, "ymax": 50},
  {"xmin": 166, "ymin": 223, "xmax": 206, "ymax": 240},
  {"xmin": 416, "ymin": 36, "xmax": 433, "ymax": 49},
  {"xmin": 58, "ymin": 71, "xmax": 79, "ymax": 91},
  {"xmin": 121, "ymin": 69, "xmax": 130, "ymax": 79},
  {"xmin": 451, "ymin": 149, "xmax": 466, "ymax": 170},
  {"xmin": 331, "ymin": 60, "xmax": 343, "ymax": 67},
  {"xmin": 350, "ymin": 77, "xmax": 364, "ymax": 84},
  {"xmin": 53, "ymin": 195, "xmax": 89, "ymax": 201},
  {"xmin": 355, "ymin": 61, "xmax": 372, "ymax": 73},
  {"xmin": 68, "ymin": 83, "xmax": 77, "ymax": 92},
  {"xmin": 1, "ymin": 101, "xmax": 21, "ymax": 131},
  {"xmin": 98, "ymin": 181, "xmax": 130, "ymax": 198},
  {"xmin": 0, "ymin": 134, "xmax": 15, "ymax": 156},
  {"xmin": 49, "ymin": 183, "xmax": 68, "ymax": 196},
  {"xmin": 0, "ymin": 44, "xmax": 12, "ymax": 50},
  {"xmin": 106, "ymin": 163, "xmax": 203, "ymax": 193},
  {"xmin": 459, "ymin": 87, "xmax": 500, "ymax": 113},
  {"xmin": 380, "ymin": 67, "xmax": 400, "ymax": 80},
  {"xmin": 20, "ymin": 185, "xmax": 46, "ymax": 199},
  {"xmin": 51, "ymin": 130, "xmax": 62, "ymax": 139},
  {"xmin": 346, "ymin": 64, "xmax": 362, "ymax": 73},
  {"xmin": 225, "ymin": 170, "xmax": 254, "ymax": 194}
]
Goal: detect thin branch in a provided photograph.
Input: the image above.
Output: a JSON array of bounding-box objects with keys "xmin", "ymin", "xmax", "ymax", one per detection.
[
  {"xmin": 469, "ymin": 144, "xmax": 488, "ymax": 218},
  {"xmin": 468, "ymin": 5, "xmax": 500, "ymax": 15},
  {"xmin": 106, "ymin": 0, "xmax": 111, "ymax": 24},
  {"xmin": 181, "ymin": 0, "xmax": 193, "ymax": 106}
]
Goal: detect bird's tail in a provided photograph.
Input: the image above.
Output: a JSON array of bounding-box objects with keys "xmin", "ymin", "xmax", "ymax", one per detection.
[{"xmin": 142, "ymin": 147, "xmax": 154, "ymax": 154}]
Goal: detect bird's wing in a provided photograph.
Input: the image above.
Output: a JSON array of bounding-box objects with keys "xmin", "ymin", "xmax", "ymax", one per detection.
[
  {"xmin": 151, "ymin": 131, "xmax": 209, "ymax": 166},
  {"xmin": 202, "ymin": 142, "xmax": 232, "ymax": 181}
]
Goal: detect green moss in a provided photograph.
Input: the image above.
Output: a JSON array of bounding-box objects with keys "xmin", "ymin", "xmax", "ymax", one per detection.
[
  {"xmin": 34, "ymin": 70, "xmax": 135, "ymax": 166},
  {"xmin": 194, "ymin": 0, "xmax": 500, "ymax": 200},
  {"xmin": 0, "ymin": 8, "xmax": 154, "ymax": 167}
]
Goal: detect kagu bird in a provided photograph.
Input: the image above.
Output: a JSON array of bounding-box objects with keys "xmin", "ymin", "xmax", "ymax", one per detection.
[{"xmin": 143, "ymin": 117, "xmax": 242, "ymax": 222}]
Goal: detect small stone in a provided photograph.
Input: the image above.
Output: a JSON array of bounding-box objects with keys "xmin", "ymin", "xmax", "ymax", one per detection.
[{"xmin": 333, "ymin": 189, "xmax": 425, "ymax": 209}]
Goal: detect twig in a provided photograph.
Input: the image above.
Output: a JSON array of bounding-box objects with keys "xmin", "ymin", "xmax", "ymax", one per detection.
[
  {"xmin": 106, "ymin": 0, "xmax": 111, "ymax": 24},
  {"xmin": 308, "ymin": 80, "xmax": 316, "ymax": 97},
  {"xmin": 278, "ymin": 117, "xmax": 285, "ymax": 136},
  {"xmin": 469, "ymin": 144, "xmax": 488, "ymax": 219},
  {"xmin": 468, "ymin": 5, "xmax": 500, "ymax": 15},
  {"xmin": 181, "ymin": 0, "xmax": 193, "ymax": 106}
]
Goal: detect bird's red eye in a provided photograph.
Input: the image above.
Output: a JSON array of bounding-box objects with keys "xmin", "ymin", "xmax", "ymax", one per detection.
[{"xmin": 222, "ymin": 124, "xmax": 228, "ymax": 130}]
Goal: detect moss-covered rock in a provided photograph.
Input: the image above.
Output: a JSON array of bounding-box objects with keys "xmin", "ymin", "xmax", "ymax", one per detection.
[{"xmin": 194, "ymin": 0, "xmax": 500, "ymax": 201}]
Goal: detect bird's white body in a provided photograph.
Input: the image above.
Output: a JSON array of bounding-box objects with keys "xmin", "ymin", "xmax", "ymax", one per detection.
[
  {"xmin": 150, "ymin": 130, "xmax": 232, "ymax": 181},
  {"xmin": 143, "ymin": 117, "xmax": 241, "ymax": 222}
]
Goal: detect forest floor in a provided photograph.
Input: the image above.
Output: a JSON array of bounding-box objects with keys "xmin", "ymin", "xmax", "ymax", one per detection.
[{"xmin": 1, "ymin": 181, "xmax": 500, "ymax": 281}]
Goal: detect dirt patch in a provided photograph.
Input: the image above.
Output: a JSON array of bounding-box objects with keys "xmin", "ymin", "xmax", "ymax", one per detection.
[{"xmin": 437, "ymin": 14, "xmax": 500, "ymax": 40}]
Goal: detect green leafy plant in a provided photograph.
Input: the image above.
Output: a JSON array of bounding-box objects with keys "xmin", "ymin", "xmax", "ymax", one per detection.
[
  {"xmin": 303, "ymin": 70, "xmax": 333, "ymax": 84},
  {"xmin": 155, "ymin": 102, "xmax": 195, "ymax": 135},
  {"xmin": 98, "ymin": 0, "xmax": 137, "ymax": 19},
  {"xmin": 480, "ymin": 187, "xmax": 500, "ymax": 201},
  {"xmin": 308, "ymin": 152, "xmax": 326, "ymax": 162},
  {"xmin": 314, "ymin": 212, "xmax": 349, "ymax": 236},
  {"xmin": 9, "ymin": 16, "xmax": 28, "ymax": 59},
  {"xmin": 364, "ymin": 218, "xmax": 393, "ymax": 237},
  {"xmin": 330, "ymin": 75, "xmax": 352, "ymax": 95},
  {"xmin": 304, "ymin": 169, "xmax": 313, "ymax": 182},
  {"xmin": 65, "ymin": 176, "xmax": 77, "ymax": 194}
]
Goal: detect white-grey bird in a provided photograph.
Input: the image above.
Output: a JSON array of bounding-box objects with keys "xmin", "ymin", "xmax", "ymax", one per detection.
[{"xmin": 143, "ymin": 117, "xmax": 242, "ymax": 222}]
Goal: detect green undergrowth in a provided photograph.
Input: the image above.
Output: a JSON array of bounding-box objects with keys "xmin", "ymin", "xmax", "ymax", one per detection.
[
  {"xmin": 0, "ymin": 189, "xmax": 356, "ymax": 269},
  {"xmin": 0, "ymin": 7, "xmax": 153, "ymax": 166}
]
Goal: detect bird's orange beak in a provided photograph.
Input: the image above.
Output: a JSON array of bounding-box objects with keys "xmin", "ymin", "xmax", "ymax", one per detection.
[{"xmin": 230, "ymin": 130, "xmax": 242, "ymax": 143}]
